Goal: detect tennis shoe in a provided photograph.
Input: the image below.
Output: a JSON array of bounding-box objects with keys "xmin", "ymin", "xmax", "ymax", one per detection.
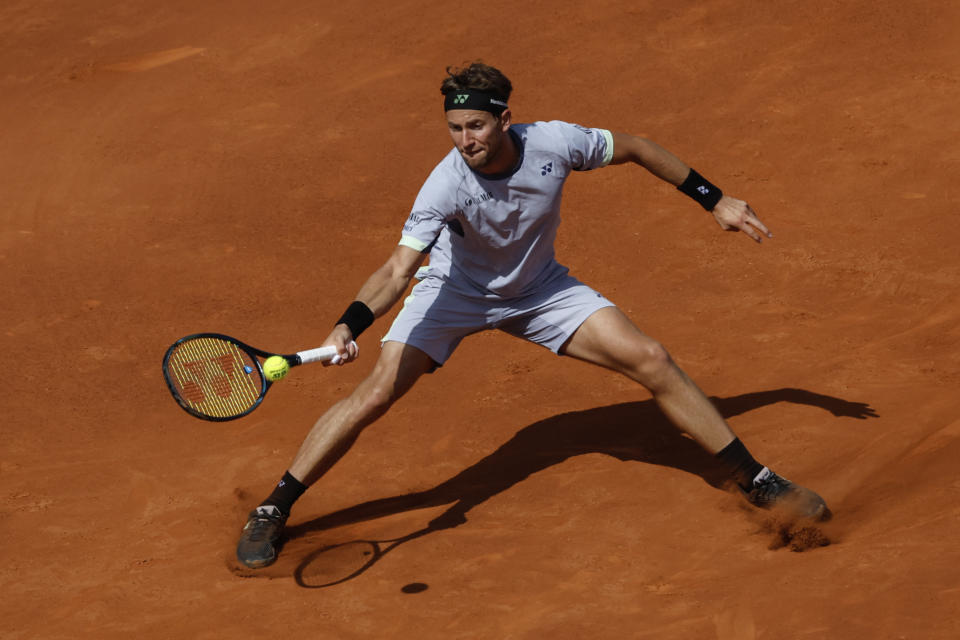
[
  {"xmin": 236, "ymin": 505, "xmax": 287, "ymax": 569},
  {"xmin": 744, "ymin": 467, "xmax": 831, "ymax": 522}
]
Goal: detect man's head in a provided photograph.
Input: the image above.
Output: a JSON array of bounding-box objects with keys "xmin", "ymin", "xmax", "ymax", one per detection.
[{"xmin": 441, "ymin": 62, "xmax": 515, "ymax": 172}]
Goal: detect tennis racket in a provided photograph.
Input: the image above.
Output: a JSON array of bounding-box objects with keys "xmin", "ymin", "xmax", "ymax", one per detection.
[{"xmin": 162, "ymin": 333, "xmax": 353, "ymax": 421}]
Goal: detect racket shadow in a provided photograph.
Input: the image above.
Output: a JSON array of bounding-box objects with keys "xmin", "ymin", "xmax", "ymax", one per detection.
[
  {"xmin": 293, "ymin": 529, "xmax": 432, "ymax": 588},
  {"xmin": 287, "ymin": 388, "xmax": 876, "ymax": 587}
]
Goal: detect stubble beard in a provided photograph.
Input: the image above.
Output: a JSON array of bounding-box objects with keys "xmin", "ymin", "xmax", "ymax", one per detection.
[
  {"xmin": 462, "ymin": 151, "xmax": 487, "ymax": 169},
  {"xmin": 461, "ymin": 134, "xmax": 501, "ymax": 170}
]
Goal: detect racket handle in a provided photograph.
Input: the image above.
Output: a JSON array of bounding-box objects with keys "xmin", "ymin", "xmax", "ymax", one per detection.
[
  {"xmin": 296, "ymin": 346, "xmax": 337, "ymax": 364},
  {"xmin": 295, "ymin": 341, "xmax": 357, "ymax": 365}
]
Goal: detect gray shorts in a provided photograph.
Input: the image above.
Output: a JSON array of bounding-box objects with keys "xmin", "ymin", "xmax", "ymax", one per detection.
[{"xmin": 381, "ymin": 273, "xmax": 615, "ymax": 365}]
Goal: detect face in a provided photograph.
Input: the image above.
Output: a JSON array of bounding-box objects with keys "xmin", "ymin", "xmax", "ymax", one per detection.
[{"xmin": 446, "ymin": 108, "xmax": 513, "ymax": 172}]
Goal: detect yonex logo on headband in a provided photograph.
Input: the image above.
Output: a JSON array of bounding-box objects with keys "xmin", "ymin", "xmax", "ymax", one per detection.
[{"xmin": 444, "ymin": 90, "xmax": 508, "ymax": 115}]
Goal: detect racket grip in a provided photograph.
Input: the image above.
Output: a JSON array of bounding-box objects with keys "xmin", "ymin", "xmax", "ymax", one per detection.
[
  {"xmin": 296, "ymin": 346, "xmax": 338, "ymax": 364},
  {"xmin": 296, "ymin": 341, "xmax": 357, "ymax": 364}
]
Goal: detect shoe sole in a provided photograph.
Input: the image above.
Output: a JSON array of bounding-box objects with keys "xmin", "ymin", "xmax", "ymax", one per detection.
[
  {"xmin": 236, "ymin": 536, "xmax": 281, "ymax": 569},
  {"xmin": 237, "ymin": 554, "xmax": 277, "ymax": 569}
]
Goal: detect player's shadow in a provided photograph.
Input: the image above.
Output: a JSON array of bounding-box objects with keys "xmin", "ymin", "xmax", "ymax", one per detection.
[{"xmin": 287, "ymin": 388, "xmax": 876, "ymax": 587}]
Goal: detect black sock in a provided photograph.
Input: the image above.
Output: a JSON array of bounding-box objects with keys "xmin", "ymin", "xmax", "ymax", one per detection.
[
  {"xmin": 716, "ymin": 438, "xmax": 765, "ymax": 491},
  {"xmin": 259, "ymin": 471, "xmax": 308, "ymax": 516}
]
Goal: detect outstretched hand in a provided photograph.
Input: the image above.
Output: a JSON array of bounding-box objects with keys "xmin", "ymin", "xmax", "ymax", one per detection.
[{"xmin": 711, "ymin": 195, "xmax": 772, "ymax": 243}]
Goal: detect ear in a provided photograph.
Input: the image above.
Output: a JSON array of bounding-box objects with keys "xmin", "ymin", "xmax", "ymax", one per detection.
[{"xmin": 498, "ymin": 108, "xmax": 512, "ymax": 131}]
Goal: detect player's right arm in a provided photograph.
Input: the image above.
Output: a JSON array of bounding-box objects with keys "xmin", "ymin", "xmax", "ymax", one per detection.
[
  {"xmin": 354, "ymin": 244, "xmax": 426, "ymax": 317},
  {"xmin": 323, "ymin": 244, "xmax": 427, "ymax": 362},
  {"xmin": 323, "ymin": 164, "xmax": 451, "ymax": 362}
]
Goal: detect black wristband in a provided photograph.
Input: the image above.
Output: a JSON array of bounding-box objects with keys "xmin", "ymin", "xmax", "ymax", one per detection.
[
  {"xmin": 677, "ymin": 169, "xmax": 723, "ymax": 211},
  {"xmin": 336, "ymin": 301, "xmax": 374, "ymax": 338}
]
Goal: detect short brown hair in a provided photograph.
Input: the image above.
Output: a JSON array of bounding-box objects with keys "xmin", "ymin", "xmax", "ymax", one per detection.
[{"xmin": 440, "ymin": 62, "xmax": 512, "ymax": 102}]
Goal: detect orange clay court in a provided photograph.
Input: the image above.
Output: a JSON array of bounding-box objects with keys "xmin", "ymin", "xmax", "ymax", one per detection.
[{"xmin": 2, "ymin": 1, "xmax": 959, "ymax": 638}]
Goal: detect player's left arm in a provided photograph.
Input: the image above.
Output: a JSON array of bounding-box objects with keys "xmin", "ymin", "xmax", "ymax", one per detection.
[{"xmin": 608, "ymin": 131, "xmax": 772, "ymax": 243}]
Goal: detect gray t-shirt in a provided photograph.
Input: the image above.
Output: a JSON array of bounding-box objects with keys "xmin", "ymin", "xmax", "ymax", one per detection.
[{"xmin": 400, "ymin": 120, "xmax": 614, "ymax": 299}]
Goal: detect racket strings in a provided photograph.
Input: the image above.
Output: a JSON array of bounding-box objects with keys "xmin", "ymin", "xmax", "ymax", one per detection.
[{"xmin": 166, "ymin": 337, "xmax": 262, "ymax": 418}]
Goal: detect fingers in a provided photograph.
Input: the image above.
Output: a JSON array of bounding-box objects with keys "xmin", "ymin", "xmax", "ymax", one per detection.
[
  {"xmin": 749, "ymin": 210, "xmax": 772, "ymax": 238},
  {"xmin": 345, "ymin": 340, "xmax": 359, "ymax": 362},
  {"xmin": 743, "ymin": 205, "xmax": 773, "ymax": 242},
  {"xmin": 717, "ymin": 200, "xmax": 773, "ymax": 243},
  {"xmin": 330, "ymin": 340, "xmax": 359, "ymax": 366},
  {"xmin": 739, "ymin": 217, "xmax": 764, "ymax": 243},
  {"xmin": 321, "ymin": 327, "xmax": 359, "ymax": 367}
]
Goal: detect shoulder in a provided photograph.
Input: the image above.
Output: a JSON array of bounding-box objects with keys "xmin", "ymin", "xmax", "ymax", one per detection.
[
  {"xmin": 514, "ymin": 120, "xmax": 568, "ymax": 143},
  {"xmin": 514, "ymin": 120, "xmax": 612, "ymax": 169},
  {"xmin": 412, "ymin": 149, "xmax": 471, "ymax": 212},
  {"xmin": 420, "ymin": 149, "xmax": 468, "ymax": 192},
  {"xmin": 426, "ymin": 148, "xmax": 467, "ymax": 182},
  {"xmin": 515, "ymin": 120, "xmax": 602, "ymax": 150},
  {"xmin": 521, "ymin": 119, "xmax": 589, "ymax": 137}
]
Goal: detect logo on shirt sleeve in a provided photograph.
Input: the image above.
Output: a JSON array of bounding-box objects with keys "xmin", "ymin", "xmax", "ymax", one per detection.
[{"xmin": 403, "ymin": 211, "xmax": 426, "ymax": 233}]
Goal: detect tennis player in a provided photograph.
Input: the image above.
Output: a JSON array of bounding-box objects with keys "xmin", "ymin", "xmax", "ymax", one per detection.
[{"xmin": 237, "ymin": 62, "xmax": 830, "ymax": 569}]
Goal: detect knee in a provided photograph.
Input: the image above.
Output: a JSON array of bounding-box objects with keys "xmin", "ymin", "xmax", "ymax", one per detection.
[
  {"xmin": 627, "ymin": 340, "xmax": 675, "ymax": 388},
  {"xmin": 345, "ymin": 347, "xmax": 430, "ymax": 424},
  {"xmin": 355, "ymin": 380, "xmax": 398, "ymax": 419}
]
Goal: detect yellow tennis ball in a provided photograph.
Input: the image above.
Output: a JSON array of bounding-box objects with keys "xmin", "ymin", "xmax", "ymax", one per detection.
[{"xmin": 262, "ymin": 356, "xmax": 290, "ymax": 382}]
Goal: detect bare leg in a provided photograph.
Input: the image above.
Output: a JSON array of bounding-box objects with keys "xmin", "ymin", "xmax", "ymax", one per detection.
[
  {"xmin": 237, "ymin": 341, "xmax": 437, "ymax": 569},
  {"xmin": 560, "ymin": 307, "xmax": 736, "ymax": 453},
  {"xmin": 560, "ymin": 306, "xmax": 830, "ymax": 523},
  {"xmin": 290, "ymin": 340, "xmax": 437, "ymax": 485}
]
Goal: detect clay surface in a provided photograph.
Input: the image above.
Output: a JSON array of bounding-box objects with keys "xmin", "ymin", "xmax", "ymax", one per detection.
[{"xmin": 3, "ymin": 1, "xmax": 959, "ymax": 637}]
